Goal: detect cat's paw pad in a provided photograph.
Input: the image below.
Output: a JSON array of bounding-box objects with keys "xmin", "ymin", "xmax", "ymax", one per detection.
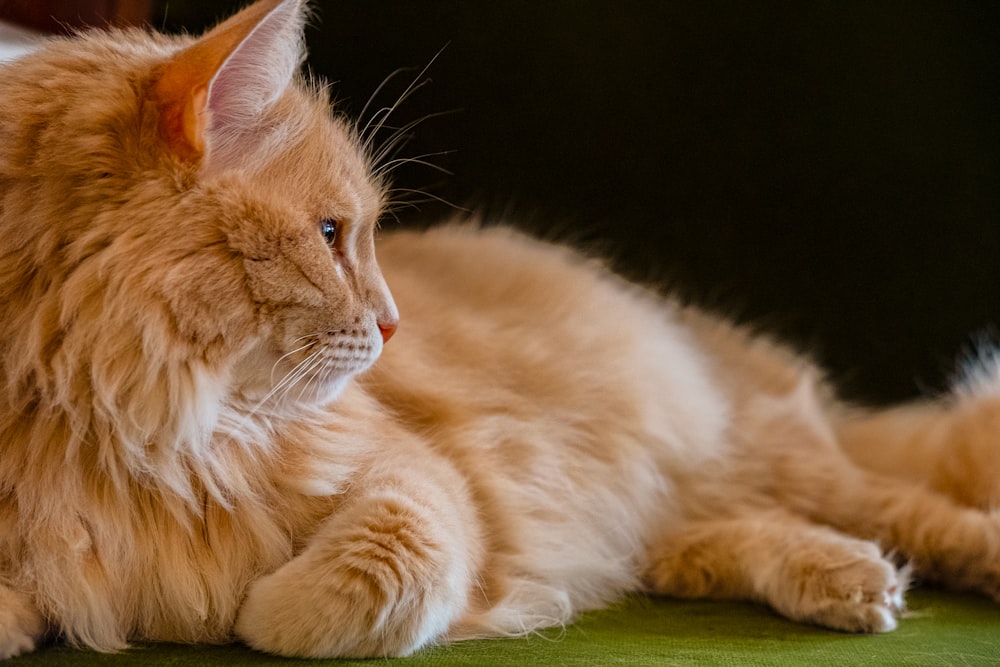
[{"xmin": 779, "ymin": 545, "xmax": 907, "ymax": 633}]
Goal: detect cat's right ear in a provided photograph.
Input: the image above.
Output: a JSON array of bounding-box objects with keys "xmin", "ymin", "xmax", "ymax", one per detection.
[{"xmin": 149, "ymin": 0, "xmax": 306, "ymax": 166}]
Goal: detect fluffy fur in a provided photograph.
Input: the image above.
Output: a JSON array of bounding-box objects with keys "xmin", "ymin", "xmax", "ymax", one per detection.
[{"xmin": 1, "ymin": 0, "xmax": 998, "ymax": 659}]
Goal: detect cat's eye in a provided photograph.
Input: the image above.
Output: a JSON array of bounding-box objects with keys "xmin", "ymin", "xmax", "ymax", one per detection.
[{"xmin": 320, "ymin": 218, "xmax": 338, "ymax": 247}]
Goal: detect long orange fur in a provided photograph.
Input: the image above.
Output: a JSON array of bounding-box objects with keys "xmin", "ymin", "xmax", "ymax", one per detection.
[{"xmin": 1, "ymin": 0, "xmax": 998, "ymax": 659}]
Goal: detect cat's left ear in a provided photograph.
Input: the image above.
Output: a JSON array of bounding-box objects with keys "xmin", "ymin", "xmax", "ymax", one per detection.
[{"xmin": 150, "ymin": 0, "xmax": 306, "ymax": 166}]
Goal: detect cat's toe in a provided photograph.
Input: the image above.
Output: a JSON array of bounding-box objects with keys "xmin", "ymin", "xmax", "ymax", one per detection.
[
  {"xmin": 778, "ymin": 544, "xmax": 906, "ymax": 633},
  {"xmin": 813, "ymin": 577, "xmax": 903, "ymax": 633}
]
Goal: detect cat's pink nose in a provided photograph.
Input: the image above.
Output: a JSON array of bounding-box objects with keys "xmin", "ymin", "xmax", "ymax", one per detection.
[{"xmin": 378, "ymin": 320, "xmax": 398, "ymax": 344}]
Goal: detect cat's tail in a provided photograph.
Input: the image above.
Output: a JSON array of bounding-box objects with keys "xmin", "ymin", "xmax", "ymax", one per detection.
[{"xmin": 834, "ymin": 347, "xmax": 1000, "ymax": 511}]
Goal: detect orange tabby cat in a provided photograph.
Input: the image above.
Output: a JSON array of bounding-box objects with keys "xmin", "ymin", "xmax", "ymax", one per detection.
[{"xmin": 0, "ymin": 0, "xmax": 998, "ymax": 659}]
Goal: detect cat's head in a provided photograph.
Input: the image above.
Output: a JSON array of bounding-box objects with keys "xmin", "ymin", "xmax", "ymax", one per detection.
[{"xmin": 0, "ymin": 0, "xmax": 398, "ymax": 434}]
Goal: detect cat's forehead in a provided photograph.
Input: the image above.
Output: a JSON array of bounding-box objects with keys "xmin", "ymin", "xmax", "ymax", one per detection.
[{"xmin": 214, "ymin": 84, "xmax": 385, "ymax": 225}]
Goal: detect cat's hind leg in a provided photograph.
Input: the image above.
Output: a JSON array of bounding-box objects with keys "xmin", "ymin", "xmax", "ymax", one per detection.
[
  {"xmin": 645, "ymin": 512, "xmax": 906, "ymax": 632},
  {"xmin": 234, "ymin": 454, "xmax": 481, "ymax": 658},
  {"xmin": 814, "ymin": 472, "xmax": 1000, "ymax": 602},
  {"xmin": 747, "ymin": 371, "xmax": 1000, "ymax": 604},
  {"xmin": 0, "ymin": 583, "xmax": 46, "ymax": 659}
]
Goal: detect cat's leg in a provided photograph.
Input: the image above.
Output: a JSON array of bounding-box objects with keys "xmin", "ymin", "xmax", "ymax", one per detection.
[
  {"xmin": 746, "ymin": 373, "xmax": 1000, "ymax": 602},
  {"xmin": 233, "ymin": 455, "xmax": 480, "ymax": 658},
  {"xmin": 645, "ymin": 513, "xmax": 905, "ymax": 632},
  {"xmin": 815, "ymin": 471, "xmax": 1000, "ymax": 601},
  {"xmin": 0, "ymin": 582, "xmax": 46, "ymax": 659},
  {"xmin": 835, "ymin": 356, "xmax": 1000, "ymax": 510}
]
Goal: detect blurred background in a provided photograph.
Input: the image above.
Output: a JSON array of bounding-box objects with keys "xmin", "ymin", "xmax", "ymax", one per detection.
[{"xmin": 2, "ymin": 1, "xmax": 998, "ymax": 405}]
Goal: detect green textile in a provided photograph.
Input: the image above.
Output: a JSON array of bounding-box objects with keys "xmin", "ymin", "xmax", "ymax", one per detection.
[{"xmin": 11, "ymin": 588, "xmax": 999, "ymax": 666}]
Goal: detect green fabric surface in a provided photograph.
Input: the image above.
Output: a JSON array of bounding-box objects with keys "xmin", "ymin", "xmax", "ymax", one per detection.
[{"xmin": 12, "ymin": 588, "xmax": 999, "ymax": 666}]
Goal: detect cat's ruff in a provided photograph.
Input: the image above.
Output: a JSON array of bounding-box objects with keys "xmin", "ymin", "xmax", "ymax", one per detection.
[{"xmin": 0, "ymin": 0, "xmax": 998, "ymax": 660}]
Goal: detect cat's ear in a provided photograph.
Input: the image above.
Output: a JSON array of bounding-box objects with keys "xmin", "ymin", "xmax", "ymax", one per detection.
[{"xmin": 150, "ymin": 0, "xmax": 306, "ymax": 166}]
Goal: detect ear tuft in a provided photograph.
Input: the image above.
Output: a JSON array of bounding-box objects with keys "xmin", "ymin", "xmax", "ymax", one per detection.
[{"xmin": 151, "ymin": 0, "xmax": 307, "ymax": 165}]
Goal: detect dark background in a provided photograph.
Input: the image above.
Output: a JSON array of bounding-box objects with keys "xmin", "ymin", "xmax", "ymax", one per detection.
[{"xmin": 155, "ymin": 1, "xmax": 999, "ymax": 405}]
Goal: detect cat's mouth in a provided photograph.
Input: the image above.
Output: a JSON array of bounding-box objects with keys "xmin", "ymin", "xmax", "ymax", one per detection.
[{"xmin": 230, "ymin": 327, "xmax": 384, "ymax": 409}]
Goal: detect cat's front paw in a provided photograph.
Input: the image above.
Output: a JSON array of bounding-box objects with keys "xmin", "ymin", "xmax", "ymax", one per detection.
[
  {"xmin": 234, "ymin": 564, "xmax": 393, "ymax": 658},
  {"xmin": 235, "ymin": 553, "xmax": 457, "ymax": 658},
  {"xmin": 234, "ymin": 494, "xmax": 470, "ymax": 658},
  {"xmin": 774, "ymin": 542, "xmax": 907, "ymax": 633},
  {"xmin": 0, "ymin": 587, "xmax": 45, "ymax": 660}
]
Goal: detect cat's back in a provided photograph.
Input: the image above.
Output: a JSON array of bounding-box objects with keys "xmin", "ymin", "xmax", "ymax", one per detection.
[{"xmin": 368, "ymin": 223, "xmax": 730, "ymax": 470}]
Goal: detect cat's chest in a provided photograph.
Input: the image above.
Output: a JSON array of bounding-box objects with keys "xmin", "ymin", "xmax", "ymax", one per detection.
[
  {"xmin": 88, "ymin": 490, "xmax": 297, "ymax": 641},
  {"xmin": 9, "ymin": 465, "xmax": 334, "ymax": 645}
]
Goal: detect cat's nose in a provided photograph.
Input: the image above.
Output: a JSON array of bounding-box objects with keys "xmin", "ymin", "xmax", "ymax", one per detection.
[{"xmin": 377, "ymin": 319, "xmax": 398, "ymax": 344}]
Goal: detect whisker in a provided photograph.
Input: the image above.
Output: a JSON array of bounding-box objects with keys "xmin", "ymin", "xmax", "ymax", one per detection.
[
  {"xmin": 282, "ymin": 354, "xmax": 329, "ymax": 404},
  {"xmin": 380, "ymin": 205, "xmax": 406, "ymax": 227},
  {"xmin": 370, "ymin": 110, "xmax": 461, "ymax": 168},
  {"xmin": 271, "ymin": 348, "xmax": 320, "ymax": 393},
  {"xmin": 362, "ymin": 79, "xmax": 433, "ymax": 153},
  {"xmin": 356, "ymin": 66, "xmax": 413, "ymax": 139},
  {"xmin": 250, "ymin": 349, "xmax": 324, "ymax": 415},
  {"xmin": 361, "ymin": 44, "xmax": 449, "ymax": 153},
  {"xmin": 374, "ymin": 151, "xmax": 456, "ymax": 179},
  {"xmin": 372, "ymin": 131, "xmax": 416, "ymax": 170},
  {"xmin": 290, "ymin": 332, "xmax": 321, "ymax": 345},
  {"xmin": 386, "ymin": 188, "xmax": 471, "ymax": 215},
  {"xmin": 278, "ymin": 351, "xmax": 325, "ymax": 394},
  {"xmin": 269, "ymin": 341, "xmax": 317, "ymax": 385},
  {"xmin": 300, "ymin": 361, "xmax": 335, "ymax": 403},
  {"xmin": 384, "ymin": 197, "xmax": 451, "ymax": 216}
]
